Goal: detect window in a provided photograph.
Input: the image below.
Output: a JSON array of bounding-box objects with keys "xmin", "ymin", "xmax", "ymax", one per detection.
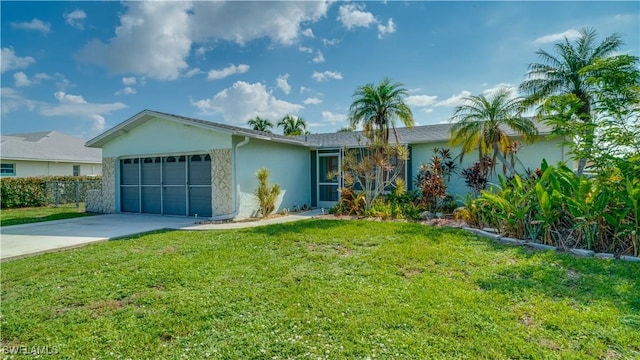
[
  {"xmin": 1, "ymin": 163, "xmax": 15, "ymax": 176},
  {"xmin": 73, "ymin": 165, "xmax": 80, "ymax": 176}
]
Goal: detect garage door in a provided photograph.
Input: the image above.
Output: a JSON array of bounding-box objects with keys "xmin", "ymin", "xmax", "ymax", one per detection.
[{"xmin": 120, "ymin": 154, "xmax": 212, "ymax": 217}]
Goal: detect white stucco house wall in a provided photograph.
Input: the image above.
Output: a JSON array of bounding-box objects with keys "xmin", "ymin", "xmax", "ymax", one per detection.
[
  {"xmin": 85, "ymin": 109, "xmax": 568, "ymax": 219},
  {"xmin": 0, "ymin": 131, "xmax": 102, "ymax": 178}
]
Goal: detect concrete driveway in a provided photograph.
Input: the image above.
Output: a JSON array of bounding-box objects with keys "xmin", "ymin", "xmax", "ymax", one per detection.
[
  {"xmin": 0, "ymin": 214, "xmax": 197, "ymax": 261},
  {"xmin": 0, "ymin": 209, "xmax": 323, "ymax": 261}
]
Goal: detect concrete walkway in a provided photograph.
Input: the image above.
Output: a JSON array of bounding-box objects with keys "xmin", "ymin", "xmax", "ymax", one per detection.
[{"xmin": 0, "ymin": 209, "xmax": 323, "ymax": 261}]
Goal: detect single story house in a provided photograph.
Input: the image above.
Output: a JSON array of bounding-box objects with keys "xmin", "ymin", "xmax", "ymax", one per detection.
[
  {"xmin": 1, "ymin": 131, "xmax": 102, "ymax": 178},
  {"xmin": 85, "ymin": 109, "xmax": 568, "ymax": 218}
]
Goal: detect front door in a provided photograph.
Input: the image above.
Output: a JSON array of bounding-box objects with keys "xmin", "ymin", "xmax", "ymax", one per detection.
[{"xmin": 317, "ymin": 152, "xmax": 340, "ymax": 209}]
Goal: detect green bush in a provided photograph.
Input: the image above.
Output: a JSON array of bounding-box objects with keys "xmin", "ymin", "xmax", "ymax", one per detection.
[
  {"xmin": 0, "ymin": 176, "xmax": 101, "ymax": 209},
  {"xmin": 254, "ymin": 168, "xmax": 280, "ymax": 218}
]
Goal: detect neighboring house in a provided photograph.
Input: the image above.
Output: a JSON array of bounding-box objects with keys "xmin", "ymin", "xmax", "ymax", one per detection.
[
  {"xmin": 0, "ymin": 131, "xmax": 102, "ymax": 178},
  {"xmin": 86, "ymin": 109, "xmax": 568, "ymax": 218}
]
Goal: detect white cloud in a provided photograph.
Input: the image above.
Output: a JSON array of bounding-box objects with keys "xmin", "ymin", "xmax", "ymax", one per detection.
[
  {"xmin": 184, "ymin": 68, "xmax": 202, "ymax": 78},
  {"xmin": 302, "ymin": 28, "xmax": 315, "ymax": 38},
  {"xmin": 304, "ymin": 97, "xmax": 322, "ymax": 105},
  {"xmin": 34, "ymin": 73, "xmax": 52, "ymax": 80},
  {"xmin": 338, "ymin": 3, "xmax": 376, "ymax": 29},
  {"xmin": 13, "ymin": 72, "xmax": 31, "ymax": 87},
  {"xmin": 11, "ymin": 18, "xmax": 51, "ymax": 34},
  {"xmin": 207, "ymin": 64, "xmax": 250, "ymax": 80},
  {"xmin": 78, "ymin": 1, "xmax": 192, "ymax": 80},
  {"xmin": 322, "ymin": 111, "xmax": 347, "ymax": 124},
  {"xmin": 481, "ymin": 83, "xmax": 517, "ymax": 98},
  {"xmin": 114, "ymin": 87, "xmax": 136, "ymax": 96},
  {"xmin": 64, "ymin": 9, "xmax": 87, "ymax": 29},
  {"xmin": 276, "ymin": 74, "xmax": 291, "ymax": 95},
  {"xmin": 435, "ymin": 91, "xmax": 472, "ymax": 107},
  {"xmin": 322, "ymin": 38, "xmax": 339, "ymax": 46},
  {"xmin": 312, "ymin": 51, "xmax": 325, "ymax": 63},
  {"xmin": 298, "ymin": 46, "xmax": 313, "ymax": 53},
  {"xmin": 533, "ymin": 29, "xmax": 581, "ymax": 45},
  {"xmin": 377, "ymin": 18, "xmax": 396, "ymax": 38},
  {"xmin": 1, "ymin": 87, "xmax": 39, "ymax": 114},
  {"xmin": 312, "ymin": 71, "xmax": 343, "ymax": 82},
  {"xmin": 1, "ymin": 47, "xmax": 35, "ymax": 73},
  {"xmin": 191, "ymin": 81, "xmax": 303, "ymax": 125},
  {"xmin": 122, "ymin": 76, "xmax": 136, "ymax": 86},
  {"xmin": 191, "ymin": 2, "xmax": 329, "ymax": 45},
  {"xmin": 405, "ymin": 94, "xmax": 438, "ymax": 107},
  {"xmin": 422, "ymin": 108, "xmax": 434, "ymax": 113},
  {"xmin": 42, "ymin": 91, "xmax": 127, "ymax": 132}
]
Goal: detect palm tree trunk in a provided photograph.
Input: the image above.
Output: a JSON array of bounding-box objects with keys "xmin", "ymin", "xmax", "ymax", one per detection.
[{"xmin": 493, "ymin": 143, "xmax": 519, "ymax": 176}]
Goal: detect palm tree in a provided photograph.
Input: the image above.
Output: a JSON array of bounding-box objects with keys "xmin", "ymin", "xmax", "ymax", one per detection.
[
  {"xmin": 449, "ymin": 87, "xmax": 538, "ymax": 176},
  {"xmin": 277, "ymin": 115, "xmax": 309, "ymax": 136},
  {"xmin": 247, "ymin": 116, "xmax": 274, "ymax": 133},
  {"xmin": 349, "ymin": 78, "xmax": 415, "ymax": 144},
  {"xmin": 519, "ymin": 27, "xmax": 623, "ymax": 176}
]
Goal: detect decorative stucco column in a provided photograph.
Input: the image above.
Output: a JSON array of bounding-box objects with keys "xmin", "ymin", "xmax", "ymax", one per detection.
[
  {"xmin": 209, "ymin": 149, "xmax": 233, "ymax": 216},
  {"xmin": 99, "ymin": 157, "xmax": 116, "ymax": 213}
]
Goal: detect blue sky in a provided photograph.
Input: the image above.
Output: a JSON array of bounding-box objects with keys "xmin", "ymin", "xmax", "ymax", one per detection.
[{"xmin": 1, "ymin": 1, "xmax": 638, "ymax": 139}]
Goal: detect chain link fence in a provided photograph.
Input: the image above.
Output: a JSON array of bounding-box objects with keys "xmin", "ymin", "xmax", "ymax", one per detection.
[{"xmin": 44, "ymin": 180, "xmax": 102, "ymax": 207}]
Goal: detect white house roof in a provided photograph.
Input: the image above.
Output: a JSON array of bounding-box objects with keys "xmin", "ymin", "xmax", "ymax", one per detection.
[
  {"xmin": 86, "ymin": 109, "xmax": 555, "ymax": 150},
  {"xmin": 1, "ymin": 131, "xmax": 102, "ymax": 163}
]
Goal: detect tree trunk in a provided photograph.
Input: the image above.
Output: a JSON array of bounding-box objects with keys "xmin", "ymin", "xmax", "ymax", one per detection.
[{"xmin": 493, "ymin": 143, "xmax": 519, "ymax": 176}]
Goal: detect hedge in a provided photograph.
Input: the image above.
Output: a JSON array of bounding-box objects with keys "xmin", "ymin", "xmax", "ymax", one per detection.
[{"xmin": 0, "ymin": 176, "xmax": 102, "ymax": 209}]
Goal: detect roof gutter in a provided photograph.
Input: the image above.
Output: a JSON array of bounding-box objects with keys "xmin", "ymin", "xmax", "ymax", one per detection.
[{"xmin": 209, "ymin": 136, "xmax": 250, "ymax": 221}]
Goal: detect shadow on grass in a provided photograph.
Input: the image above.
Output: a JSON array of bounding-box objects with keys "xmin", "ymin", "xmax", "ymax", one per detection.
[{"xmin": 476, "ymin": 239, "xmax": 640, "ymax": 313}]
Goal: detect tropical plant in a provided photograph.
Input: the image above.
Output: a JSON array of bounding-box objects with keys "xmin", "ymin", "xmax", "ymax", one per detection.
[
  {"xmin": 247, "ymin": 116, "xmax": 274, "ymax": 133},
  {"xmin": 349, "ymin": 78, "xmax": 415, "ymax": 144},
  {"xmin": 254, "ymin": 168, "xmax": 280, "ymax": 218},
  {"xmin": 519, "ymin": 27, "xmax": 628, "ymax": 176},
  {"xmin": 277, "ymin": 115, "xmax": 309, "ymax": 136},
  {"xmin": 460, "ymin": 159, "xmax": 491, "ymax": 196},
  {"xmin": 414, "ymin": 148, "xmax": 457, "ymax": 212},
  {"xmin": 449, "ymin": 87, "xmax": 538, "ymax": 177}
]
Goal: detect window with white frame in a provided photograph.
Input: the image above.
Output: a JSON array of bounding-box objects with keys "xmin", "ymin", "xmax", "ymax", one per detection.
[
  {"xmin": 1, "ymin": 163, "xmax": 15, "ymax": 176},
  {"xmin": 73, "ymin": 165, "xmax": 80, "ymax": 176}
]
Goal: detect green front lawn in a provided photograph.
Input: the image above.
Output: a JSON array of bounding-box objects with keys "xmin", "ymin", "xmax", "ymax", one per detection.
[
  {"xmin": 1, "ymin": 220, "xmax": 638, "ymax": 358},
  {"xmin": 0, "ymin": 203, "xmax": 93, "ymax": 226}
]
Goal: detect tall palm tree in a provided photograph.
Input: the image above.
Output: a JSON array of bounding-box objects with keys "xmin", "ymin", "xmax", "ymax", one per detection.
[
  {"xmin": 247, "ymin": 116, "xmax": 274, "ymax": 133},
  {"xmin": 519, "ymin": 27, "xmax": 623, "ymax": 176},
  {"xmin": 349, "ymin": 78, "xmax": 415, "ymax": 144},
  {"xmin": 449, "ymin": 87, "xmax": 538, "ymax": 176},
  {"xmin": 277, "ymin": 115, "xmax": 308, "ymax": 136}
]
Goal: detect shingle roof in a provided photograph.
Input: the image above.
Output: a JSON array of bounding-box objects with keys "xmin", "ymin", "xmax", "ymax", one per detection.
[
  {"xmin": 86, "ymin": 109, "xmax": 555, "ymax": 150},
  {"xmin": 1, "ymin": 131, "xmax": 102, "ymax": 163}
]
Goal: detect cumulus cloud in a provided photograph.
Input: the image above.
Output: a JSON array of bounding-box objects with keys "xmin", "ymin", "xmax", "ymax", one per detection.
[
  {"xmin": 115, "ymin": 87, "xmax": 136, "ymax": 96},
  {"xmin": 533, "ymin": 29, "xmax": 581, "ymax": 44},
  {"xmin": 435, "ymin": 91, "xmax": 472, "ymax": 107},
  {"xmin": 481, "ymin": 83, "xmax": 518, "ymax": 98},
  {"xmin": 191, "ymin": 2, "xmax": 328, "ymax": 45},
  {"xmin": 184, "ymin": 68, "xmax": 202, "ymax": 78},
  {"xmin": 191, "ymin": 81, "xmax": 303, "ymax": 125},
  {"xmin": 276, "ymin": 74, "xmax": 291, "ymax": 95},
  {"xmin": 298, "ymin": 46, "xmax": 313, "ymax": 53},
  {"xmin": 322, "ymin": 111, "xmax": 347, "ymax": 124},
  {"xmin": 338, "ymin": 3, "xmax": 376, "ymax": 29},
  {"xmin": 42, "ymin": 91, "xmax": 127, "ymax": 132},
  {"xmin": 302, "ymin": 28, "xmax": 315, "ymax": 38},
  {"xmin": 64, "ymin": 9, "xmax": 87, "ymax": 29},
  {"xmin": 122, "ymin": 76, "xmax": 136, "ymax": 86},
  {"xmin": 13, "ymin": 72, "xmax": 31, "ymax": 87},
  {"xmin": 1, "ymin": 87, "xmax": 39, "ymax": 114},
  {"xmin": 304, "ymin": 97, "xmax": 322, "ymax": 105},
  {"xmin": 321, "ymin": 38, "xmax": 339, "ymax": 46},
  {"xmin": 34, "ymin": 73, "xmax": 52, "ymax": 81},
  {"xmin": 405, "ymin": 94, "xmax": 438, "ymax": 107},
  {"xmin": 312, "ymin": 71, "xmax": 343, "ymax": 82},
  {"xmin": 1, "ymin": 47, "xmax": 35, "ymax": 73},
  {"xmin": 207, "ymin": 64, "xmax": 250, "ymax": 80},
  {"xmin": 11, "ymin": 18, "xmax": 51, "ymax": 34},
  {"xmin": 312, "ymin": 51, "xmax": 325, "ymax": 63},
  {"xmin": 377, "ymin": 18, "xmax": 396, "ymax": 38},
  {"xmin": 78, "ymin": 2, "xmax": 192, "ymax": 80}
]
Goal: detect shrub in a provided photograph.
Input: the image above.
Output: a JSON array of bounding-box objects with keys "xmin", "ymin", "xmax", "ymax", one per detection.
[
  {"xmin": 1, "ymin": 176, "xmax": 101, "ymax": 209},
  {"xmin": 255, "ymin": 168, "xmax": 280, "ymax": 218},
  {"xmin": 414, "ymin": 148, "xmax": 457, "ymax": 211}
]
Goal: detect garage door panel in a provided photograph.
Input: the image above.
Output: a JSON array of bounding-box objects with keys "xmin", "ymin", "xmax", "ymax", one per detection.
[
  {"xmin": 164, "ymin": 156, "xmax": 186, "ymax": 185},
  {"xmin": 121, "ymin": 159, "xmax": 139, "ymax": 185},
  {"xmin": 141, "ymin": 157, "xmax": 161, "ymax": 185},
  {"xmin": 141, "ymin": 187, "xmax": 161, "ymax": 214},
  {"xmin": 163, "ymin": 187, "xmax": 186, "ymax": 215},
  {"xmin": 189, "ymin": 155, "xmax": 211, "ymax": 185},
  {"xmin": 189, "ymin": 187, "xmax": 212, "ymax": 217},
  {"xmin": 121, "ymin": 187, "xmax": 139, "ymax": 213}
]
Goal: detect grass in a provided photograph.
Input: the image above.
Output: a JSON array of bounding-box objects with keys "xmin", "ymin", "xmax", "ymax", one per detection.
[
  {"xmin": 1, "ymin": 220, "xmax": 639, "ymax": 359},
  {"xmin": 0, "ymin": 203, "xmax": 93, "ymax": 226}
]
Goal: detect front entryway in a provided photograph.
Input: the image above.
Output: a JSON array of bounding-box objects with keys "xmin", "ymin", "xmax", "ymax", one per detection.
[
  {"xmin": 317, "ymin": 150, "xmax": 341, "ymax": 208},
  {"xmin": 120, "ymin": 154, "xmax": 212, "ymax": 217}
]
